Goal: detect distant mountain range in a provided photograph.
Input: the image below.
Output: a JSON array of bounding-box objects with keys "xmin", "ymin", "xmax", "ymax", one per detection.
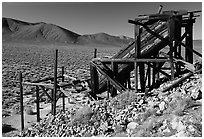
[
  {"xmin": 2, "ymin": 17, "xmax": 201, "ymax": 47},
  {"xmin": 2, "ymin": 17, "xmax": 133, "ymax": 46}
]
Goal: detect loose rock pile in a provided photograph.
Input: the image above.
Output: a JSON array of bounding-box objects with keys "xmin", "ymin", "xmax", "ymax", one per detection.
[{"xmin": 19, "ymin": 71, "xmax": 202, "ymax": 137}]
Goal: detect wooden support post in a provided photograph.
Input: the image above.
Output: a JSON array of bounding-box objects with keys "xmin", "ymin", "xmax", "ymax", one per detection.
[
  {"xmin": 51, "ymin": 89, "xmax": 54, "ymax": 114},
  {"xmin": 19, "ymin": 72, "xmax": 24, "ymax": 131},
  {"xmin": 53, "ymin": 49, "xmax": 58, "ymax": 115},
  {"xmin": 61, "ymin": 66, "xmax": 64, "ymax": 82},
  {"xmin": 107, "ymin": 80, "xmax": 110, "ymax": 99},
  {"xmin": 127, "ymin": 73, "xmax": 131, "ymax": 89},
  {"xmin": 134, "ymin": 61, "xmax": 138, "ymax": 92},
  {"xmin": 134, "ymin": 20, "xmax": 140, "ymax": 92},
  {"xmin": 147, "ymin": 63, "xmax": 151, "ymax": 88},
  {"xmin": 89, "ymin": 48, "xmax": 99, "ymax": 99},
  {"xmin": 170, "ymin": 42, "xmax": 174, "ymax": 80},
  {"xmin": 139, "ymin": 63, "xmax": 145, "ymax": 92},
  {"xmin": 185, "ymin": 13, "xmax": 193, "ymax": 63},
  {"xmin": 152, "ymin": 62, "xmax": 156, "ymax": 84},
  {"xmin": 156, "ymin": 53, "xmax": 160, "ymax": 81},
  {"xmin": 94, "ymin": 48, "xmax": 97, "ymax": 58},
  {"xmin": 36, "ymin": 85, "xmax": 40, "ymax": 122},
  {"xmin": 62, "ymin": 93, "xmax": 65, "ymax": 112},
  {"xmin": 174, "ymin": 16, "xmax": 182, "ymax": 74},
  {"xmin": 168, "ymin": 17, "xmax": 175, "ymax": 80},
  {"xmin": 90, "ymin": 64, "xmax": 98, "ymax": 99},
  {"xmin": 111, "ymin": 61, "xmax": 118, "ymax": 97}
]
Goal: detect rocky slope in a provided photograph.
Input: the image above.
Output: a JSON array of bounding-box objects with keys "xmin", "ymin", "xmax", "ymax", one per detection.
[{"xmin": 19, "ymin": 69, "xmax": 202, "ymax": 137}]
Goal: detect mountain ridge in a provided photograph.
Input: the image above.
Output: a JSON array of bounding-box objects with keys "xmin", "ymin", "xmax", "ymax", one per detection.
[{"xmin": 2, "ymin": 17, "xmax": 133, "ymax": 46}]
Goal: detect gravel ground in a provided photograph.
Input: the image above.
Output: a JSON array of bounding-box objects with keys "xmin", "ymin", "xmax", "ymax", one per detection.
[{"xmin": 2, "ymin": 42, "xmax": 202, "ymax": 137}]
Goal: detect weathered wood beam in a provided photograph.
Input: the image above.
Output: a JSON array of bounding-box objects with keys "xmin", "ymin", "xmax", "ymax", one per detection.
[
  {"xmin": 22, "ymin": 82, "xmax": 53, "ymax": 89},
  {"xmin": 162, "ymin": 72, "xmax": 193, "ymax": 92}
]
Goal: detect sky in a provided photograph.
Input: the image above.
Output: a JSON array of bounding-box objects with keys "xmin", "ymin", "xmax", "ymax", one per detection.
[{"xmin": 2, "ymin": 2, "xmax": 202, "ymax": 39}]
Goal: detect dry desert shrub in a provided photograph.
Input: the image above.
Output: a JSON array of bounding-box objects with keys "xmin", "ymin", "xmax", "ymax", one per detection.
[
  {"xmin": 72, "ymin": 106, "xmax": 93, "ymax": 124},
  {"xmin": 110, "ymin": 90, "xmax": 138, "ymax": 110},
  {"xmin": 164, "ymin": 95, "xmax": 192, "ymax": 116},
  {"xmin": 25, "ymin": 106, "xmax": 36, "ymax": 115}
]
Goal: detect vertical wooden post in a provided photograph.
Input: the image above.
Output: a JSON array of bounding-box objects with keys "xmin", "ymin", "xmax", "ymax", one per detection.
[
  {"xmin": 147, "ymin": 63, "xmax": 151, "ymax": 88},
  {"xmin": 51, "ymin": 89, "xmax": 54, "ymax": 114},
  {"xmin": 111, "ymin": 61, "xmax": 118, "ymax": 97},
  {"xmin": 53, "ymin": 49, "xmax": 58, "ymax": 115},
  {"xmin": 19, "ymin": 72, "xmax": 24, "ymax": 131},
  {"xmin": 62, "ymin": 93, "xmax": 65, "ymax": 112},
  {"xmin": 89, "ymin": 49, "xmax": 98, "ymax": 100},
  {"xmin": 36, "ymin": 85, "xmax": 40, "ymax": 122},
  {"xmin": 134, "ymin": 20, "xmax": 140, "ymax": 92},
  {"xmin": 94, "ymin": 48, "xmax": 97, "ymax": 58},
  {"xmin": 107, "ymin": 80, "xmax": 110, "ymax": 99},
  {"xmin": 61, "ymin": 66, "xmax": 64, "ymax": 82},
  {"xmin": 152, "ymin": 62, "xmax": 156, "ymax": 84},
  {"xmin": 174, "ymin": 16, "xmax": 182, "ymax": 74},
  {"xmin": 168, "ymin": 17, "xmax": 175, "ymax": 80},
  {"xmin": 134, "ymin": 61, "xmax": 138, "ymax": 92},
  {"xmin": 157, "ymin": 5, "xmax": 163, "ymax": 14},
  {"xmin": 185, "ymin": 13, "xmax": 193, "ymax": 63}
]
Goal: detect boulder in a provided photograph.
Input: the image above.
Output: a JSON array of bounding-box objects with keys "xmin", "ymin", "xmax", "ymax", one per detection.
[
  {"xmin": 127, "ymin": 122, "xmax": 138, "ymax": 130},
  {"xmin": 159, "ymin": 101, "xmax": 166, "ymax": 111}
]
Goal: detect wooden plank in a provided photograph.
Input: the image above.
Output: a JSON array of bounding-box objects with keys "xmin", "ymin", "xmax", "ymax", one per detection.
[
  {"xmin": 101, "ymin": 58, "xmax": 169, "ymax": 63},
  {"xmin": 31, "ymin": 76, "xmax": 63, "ymax": 83},
  {"xmin": 22, "ymin": 82, "xmax": 53, "ymax": 89}
]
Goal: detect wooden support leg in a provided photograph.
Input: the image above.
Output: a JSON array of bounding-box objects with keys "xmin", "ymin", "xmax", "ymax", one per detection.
[
  {"xmin": 147, "ymin": 63, "xmax": 151, "ymax": 88},
  {"xmin": 62, "ymin": 93, "xmax": 65, "ymax": 112},
  {"xmin": 53, "ymin": 49, "xmax": 58, "ymax": 115},
  {"xmin": 107, "ymin": 80, "xmax": 110, "ymax": 99},
  {"xmin": 90, "ymin": 64, "xmax": 98, "ymax": 99},
  {"xmin": 61, "ymin": 66, "xmax": 64, "ymax": 82},
  {"xmin": 134, "ymin": 61, "xmax": 138, "ymax": 92},
  {"xmin": 36, "ymin": 86, "xmax": 40, "ymax": 122},
  {"xmin": 170, "ymin": 44, "xmax": 174, "ymax": 80},
  {"xmin": 51, "ymin": 89, "xmax": 54, "ymax": 114},
  {"xmin": 139, "ymin": 62, "xmax": 145, "ymax": 92},
  {"xmin": 152, "ymin": 62, "xmax": 156, "ymax": 85},
  {"xmin": 111, "ymin": 62, "xmax": 118, "ymax": 97},
  {"xmin": 19, "ymin": 72, "xmax": 24, "ymax": 131}
]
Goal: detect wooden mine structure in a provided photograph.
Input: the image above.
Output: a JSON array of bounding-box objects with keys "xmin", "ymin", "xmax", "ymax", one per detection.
[
  {"xmin": 90, "ymin": 8, "xmax": 201, "ymax": 99},
  {"xmin": 19, "ymin": 50, "xmax": 90, "ymax": 131},
  {"xmin": 18, "ymin": 7, "xmax": 201, "ymax": 132}
]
